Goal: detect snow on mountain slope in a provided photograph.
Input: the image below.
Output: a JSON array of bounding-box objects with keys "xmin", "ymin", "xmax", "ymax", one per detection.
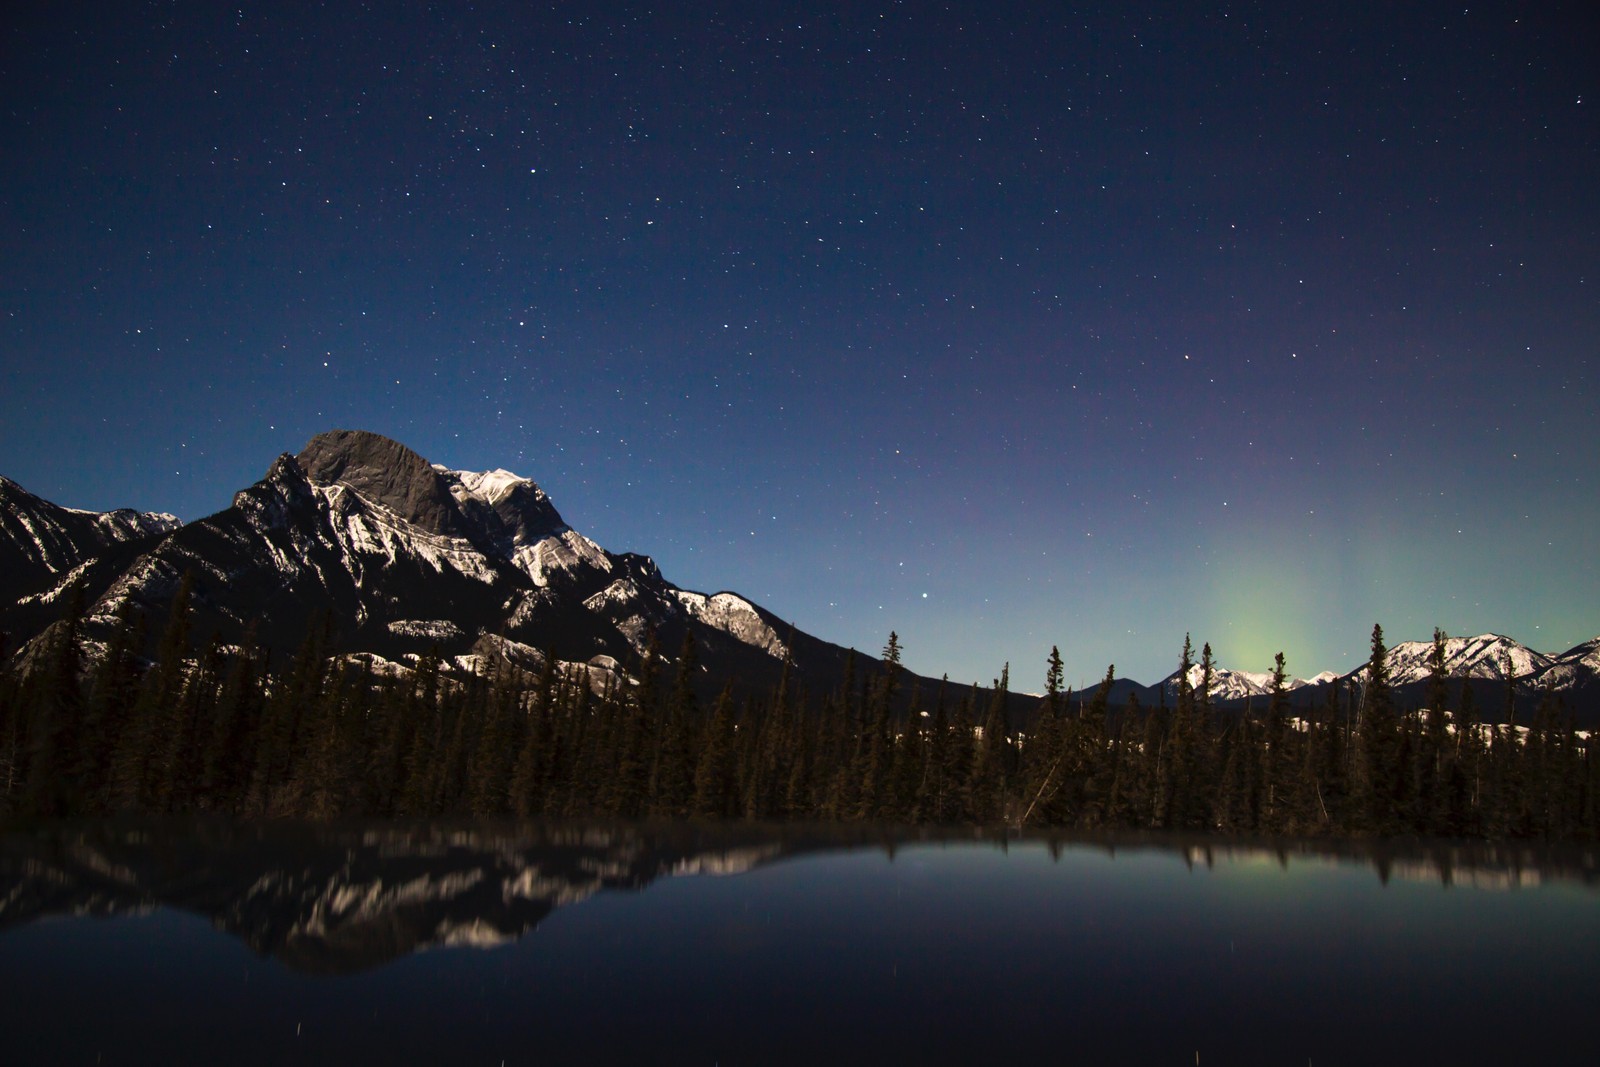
[
  {"xmin": 1564, "ymin": 637, "xmax": 1600, "ymax": 670},
  {"xmin": 673, "ymin": 591, "xmax": 789, "ymax": 658},
  {"xmin": 0, "ymin": 474, "xmax": 180, "ymax": 602},
  {"xmin": 1361, "ymin": 633, "xmax": 1554, "ymax": 685},
  {"xmin": 441, "ymin": 466, "xmax": 530, "ymax": 506},
  {"xmin": 510, "ymin": 528, "xmax": 613, "ymax": 588},
  {"xmin": 1164, "ymin": 663, "xmax": 1304, "ymax": 702},
  {"xmin": 321, "ymin": 481, "xmax": 504, "ymax": 586},
  {"xmin": 1533, "ymin": 636, "xmax": 1600, "ymax": 691},
  {"xmin": 387, "ymin": 619, "xmax": 467, "ymax": 642}
]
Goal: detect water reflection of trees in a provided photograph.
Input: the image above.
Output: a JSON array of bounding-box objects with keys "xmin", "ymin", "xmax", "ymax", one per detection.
[{"xmin": 1, "ymin": 821, "xmax": 1595, "ymax": 973}]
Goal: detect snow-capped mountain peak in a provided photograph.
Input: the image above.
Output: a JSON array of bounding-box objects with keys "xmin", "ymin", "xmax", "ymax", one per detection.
[
  {"xmin": 2, "ymin": 430, "xmax": 826, "ymax": 705},
  {"xmin": 1165, "ymin": 663, "xmax": 1303, "ymax": 702},
  {"xmin": 1367, "ymin": 633, "xmax": 1553, "ymax": 685}
]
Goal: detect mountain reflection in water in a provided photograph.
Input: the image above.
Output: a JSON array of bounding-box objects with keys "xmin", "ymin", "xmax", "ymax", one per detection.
[{"xmin": 2, "ymin": 820, "xmax": 1595, "ymax": 975}]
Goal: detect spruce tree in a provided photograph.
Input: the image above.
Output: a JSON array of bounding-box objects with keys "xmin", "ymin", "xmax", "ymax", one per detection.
[
  {"xmin": 917, "ymin": 677, "xmax": 953, "ymax": 822},
  {"xmin": 974, "ymin": 665, "xmax": 1011, "ymax": 822},
  {"xmin": 652, "ymin": 634, "xmax": 700, "ymax": 818},
  {"xmin": 691, "ymin": 682, "xmax": 737, "ymax": 818},
  {"xmin": 110, "ymin": 574, "xmax": 197, "ymax": 810},
  {"xmin": 1419, "ymin": 629, "xmax": 1452, "ymax": 833},
  {"xmin": 468, "ymin": 664, "xmax": 521, "ymax": 814},
  {"xmin": 22, "ymin": 583, "xmax": 89, "ymax": 815},
  {"xmin": 1356, "ymin": 623, "xmax": 1401, "ymax": 834},
  {"xmin": 606, "ymin": 632, "xmax": 660, "ymax": 818},
  {"xmin": 1259, "ymin": 652, "xmax": 1289, "ymax": 833}
]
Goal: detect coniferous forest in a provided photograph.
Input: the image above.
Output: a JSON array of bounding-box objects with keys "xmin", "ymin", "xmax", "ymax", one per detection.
[{"xmin": 2, "ymin": 577, "xmax": 1596, "ymax": 840}]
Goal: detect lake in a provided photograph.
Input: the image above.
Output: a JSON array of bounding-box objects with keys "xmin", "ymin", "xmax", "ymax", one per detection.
[{"xmin": 1, "ymin": 821, "xmax": 1596, "ymax": 1065}]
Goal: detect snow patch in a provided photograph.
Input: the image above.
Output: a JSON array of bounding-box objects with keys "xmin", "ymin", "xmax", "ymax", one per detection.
[
  {"xmin": 387, "ymin": 619, "xmax": 467, "ymax": 642},
  {"xmin": 672, "ymin": 590, "xmax": 788, "ymax": 659},
  {"xmin": 512, "ymin": 530, "xmax": 611, "ymax": 587},
  {"xmin": 321, "ymin": 484, "xmax": 502, "ymax": 585},
  {"xmin": 436, "ymin": 464, "xmax": 532, "ymax": 505}
]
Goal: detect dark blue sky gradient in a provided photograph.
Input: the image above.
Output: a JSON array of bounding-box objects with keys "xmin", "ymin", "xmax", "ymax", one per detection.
[{"xmin": 3, "ymin": 2, "xmax": 1596, "ymax": 686}]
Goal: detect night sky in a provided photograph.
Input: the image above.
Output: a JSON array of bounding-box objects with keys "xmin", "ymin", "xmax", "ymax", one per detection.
[{"xmin": 3, "ymin": 2, "xmax": 1596, "ymax": 688}]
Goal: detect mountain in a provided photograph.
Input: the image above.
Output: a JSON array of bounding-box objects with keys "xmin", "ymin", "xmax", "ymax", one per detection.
[
  {"xmin": 1157, "ymin": 663, "xmax": 1315, "ymax": 703},
  {"xmin": 1540, "ymin": 637, "xmax": 1600, "ymax": 693},
  {"xmin": 0, "ymin": 475, "xmax": 179, "ymax": 611},
  {"xmin": 1168, "ymin": 632, "xmax": 1600, "ymax": 725},
  {"xmin": 1, "ymin": 431, "xmax": 1594, "ymax": 721},
  {"xmin": 0, "ymin": 430, "xmax": 933, "ymax": 705},
  {"xmin": 1357, "ymin": 632, "xmax": 1556, "ymax": 686}
]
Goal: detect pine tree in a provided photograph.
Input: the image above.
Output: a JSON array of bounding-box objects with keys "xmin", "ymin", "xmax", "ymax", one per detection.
[
  {"xmin": 853, "ymin": 633, "xmax": 902, "ymax": 820},
  {"xmin": 973, "ymin": 665, "xmax": 1011, "ymax": 822},
  {"xmin": 1258, "ymin": 652, "xmax": 1289, "ymax": 833},
  {"xmin": 295, "ymin": 660, "xmax": 353, "ymax": 819},
  {"xmin": 468, "ymin": 663, "xmax": 521, "ymax": 814},
  {"xmin": 651, "ymin": 633, "xmax": 700, "ymax": 818},
  {"xmin": 1355, "ymin": 623, "xmax": 1401, "ymax": 834},
  {"xmin": 1216, "ymin": 719, "xmax": 1251, "ymax": 833},
  {"xmin": 152, "ymin": 633, "xmax": 225, "ymax": 812},
  {"xmin": 79, "ymin": 600, "xmax": 145, "ymax": 812},
  {"xmin": 1418, "ymin": 628, "xmax": 1452, "ymax": 833},
  {"xmin": 198, "ymin": 624, "xmax": 263, "ymax": 812},
  {"xmin": 606, "ymin": 632, "xmax": 660, "ymax": 818},
  {"xmin": 1161, "ymin": 635, "xmax": 1201, "ymax": 830},
  {"xmin": 947, "ymin": 683, "xmax": 979, "ymax": 822},
  {"xmin": 509, "ymin": 652, "xmax": 560, "ymax": 816},
  {"xmin": 397, "ymin": 648, "xmax": 445, "ymax": 816},
  {"xmin": 691, "ymin": 683, "xmax": 737, "ymax": 818},
  {"xmin": 22, "ymin": 583, "xmax": 90, "ymax": 815},
  {"xmin": 1017, "ymin": 651, "xmax": 1067, "ymax": 827},
  {"xmin": 917, "ymin": 677, "xmax": 953, "ymax": 822},
  {"xmin": 110, "ymin": 574, "xmax": 197, "ymax": 810}
]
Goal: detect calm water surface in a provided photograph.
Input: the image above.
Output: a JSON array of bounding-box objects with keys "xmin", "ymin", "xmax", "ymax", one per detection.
[{"xmin": 1, "ymin": 822, "xmax": 1595, "ymax": 1065}]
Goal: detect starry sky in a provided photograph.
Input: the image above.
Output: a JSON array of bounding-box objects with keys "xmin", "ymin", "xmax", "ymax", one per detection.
[{"xmin": 3, "ymin": 1, "xmax": 1596, "ymax": 688}]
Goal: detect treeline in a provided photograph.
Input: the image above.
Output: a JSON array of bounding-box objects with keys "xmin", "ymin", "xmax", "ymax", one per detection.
[{"xmin": 2, "ymin": 580, "xmax": 1597, "ymax": 839}]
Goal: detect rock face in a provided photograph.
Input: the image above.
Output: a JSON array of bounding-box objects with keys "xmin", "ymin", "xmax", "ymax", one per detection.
[{"xmin": 296, "ymin": 430, "xmax": 473, "ymax": 539}]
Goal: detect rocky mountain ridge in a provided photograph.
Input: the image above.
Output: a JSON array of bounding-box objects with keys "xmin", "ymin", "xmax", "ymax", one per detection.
[
  {"xmin": 2, "ymin": 431, "xmax": 1595, "ymax": 720},
  {"xmin": 0, "ymin": 431, "xmax": 893, "ymax": 705},
  {"xmin": 0, "ymin": 475, "xmax": 179, "ymax": 610}
]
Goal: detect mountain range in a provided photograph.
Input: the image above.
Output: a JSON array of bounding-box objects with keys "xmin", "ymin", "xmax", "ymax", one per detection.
[
  {"xmin": 1135, "ymin": 632, "xmax": 1600, "ymax": 723},
  {"xmin": 2, "ymin": 429, "xmax": 1596, "ymax": 722},
  {"xmin": 0, "ymin": 430, "xmax": 919, "ymax": 707}
]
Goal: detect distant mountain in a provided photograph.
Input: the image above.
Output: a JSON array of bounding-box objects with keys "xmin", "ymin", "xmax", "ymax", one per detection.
[
  {"xmin": 1140, "ymin": 632, "xmax": 1600, "ymax": 725},
  {"xmin": 1539, "ymin": 637, "xmax": 1600, "ymax": 694},
  {"xmin": 0, "ymin": 430, "xmax": 940, "ymax": 705},
  {"xmin": 1157, "ymin": 663, "xmax": 1319, "ymax": 703},
  {"xmin": 1355, "ymin": 633, "xmax": 1556, "ymax": 686},
  {"xmin": 0, "ymin": 475, "xmax": 179, "ymax": 610}
]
